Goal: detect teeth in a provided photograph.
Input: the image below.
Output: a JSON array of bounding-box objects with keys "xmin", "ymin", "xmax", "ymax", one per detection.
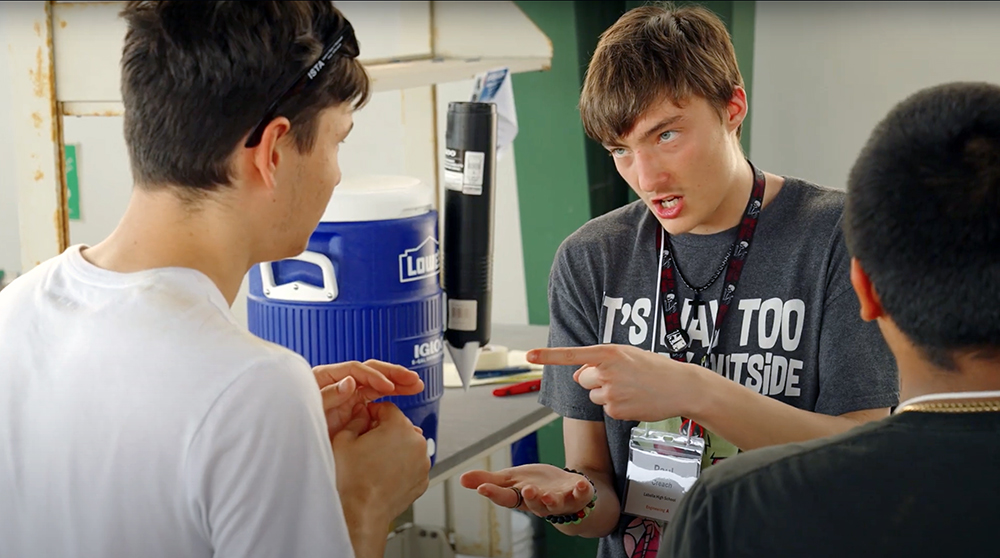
[{"xmin": 660, "ymin": 198, "xmax": 679, "ymax": 209}]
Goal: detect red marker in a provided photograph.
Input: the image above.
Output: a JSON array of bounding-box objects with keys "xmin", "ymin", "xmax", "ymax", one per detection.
[{"xmin": 492, "ymin": 378, "xmax": 541, "ymax": 397}]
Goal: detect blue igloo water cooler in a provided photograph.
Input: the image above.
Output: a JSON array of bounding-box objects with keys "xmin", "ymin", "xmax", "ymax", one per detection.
[{"xmin": 247, "ymin": 175, "xmax": 444, "ymax": 464}]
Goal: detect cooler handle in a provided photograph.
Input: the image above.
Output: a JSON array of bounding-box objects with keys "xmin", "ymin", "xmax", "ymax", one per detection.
[{"xmin": 259, "ymin": 250, "xmax": 339, "ymax": 302}]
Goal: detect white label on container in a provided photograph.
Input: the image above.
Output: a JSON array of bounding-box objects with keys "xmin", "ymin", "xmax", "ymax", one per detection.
[
  {"xmin": 444, "ymin": 147, "xmax": 465, "ymax": 192},
  {"xmin": 462, "ymin": 151, "xmax": 485, "ymax": 195},
  {"xmin": 448, "ymin": 299, "xmax": 478, "ymax": 332}
]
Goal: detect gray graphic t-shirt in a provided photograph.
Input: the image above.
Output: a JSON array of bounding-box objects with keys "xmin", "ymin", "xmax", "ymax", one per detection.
[{"xmin": 537, "ymin": 178, "xmax": 899, "ymax": 558}]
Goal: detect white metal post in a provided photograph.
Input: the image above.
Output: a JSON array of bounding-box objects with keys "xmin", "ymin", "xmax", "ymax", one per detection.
[{"xmin": 5, "ymin": 0, "xmax": 67, "ymax": 270}]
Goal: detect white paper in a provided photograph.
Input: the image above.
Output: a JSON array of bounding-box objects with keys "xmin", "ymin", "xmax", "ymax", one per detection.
[{"xmin": 471, "ymin": 67, "xmax": 518, "ymax": 159}]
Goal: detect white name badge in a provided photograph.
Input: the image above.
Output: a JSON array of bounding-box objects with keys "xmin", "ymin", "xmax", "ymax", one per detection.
[{"xmin": 622, "ymin": 427, "xmax": 705, "ymax": 523}]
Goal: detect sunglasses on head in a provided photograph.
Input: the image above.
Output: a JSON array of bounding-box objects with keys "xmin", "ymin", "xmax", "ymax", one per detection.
[{"xmin": 244, "ymin": 20, "xmax": 357, "ymax": 148}]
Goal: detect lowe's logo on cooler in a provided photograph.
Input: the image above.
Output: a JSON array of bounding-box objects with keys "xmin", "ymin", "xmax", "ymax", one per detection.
[{"xmin": 399, "ymin": 237, "xmax": 440, "ymax": 283}]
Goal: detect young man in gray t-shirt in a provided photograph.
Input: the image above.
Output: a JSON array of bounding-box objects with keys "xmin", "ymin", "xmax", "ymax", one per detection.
[{"xmin": 461, "ymin": 5, "xmax": 898, "ymax": 558}]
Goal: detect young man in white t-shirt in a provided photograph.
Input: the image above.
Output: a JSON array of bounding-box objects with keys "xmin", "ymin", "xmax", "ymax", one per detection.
[{"xmin": 0, "ymin": 3, "xmax": 429, "ymax": 558}]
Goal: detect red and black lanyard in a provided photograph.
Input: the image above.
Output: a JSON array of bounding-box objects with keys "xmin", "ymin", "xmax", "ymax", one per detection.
[{"xmin": 652, "ymin": 161, "xmax": 766, "ymax": 435}]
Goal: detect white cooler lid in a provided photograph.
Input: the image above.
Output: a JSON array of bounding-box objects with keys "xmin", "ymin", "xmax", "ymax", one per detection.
[{"xmin": 321, "ymin": 175, "xmax": 434, "ymax": 222}]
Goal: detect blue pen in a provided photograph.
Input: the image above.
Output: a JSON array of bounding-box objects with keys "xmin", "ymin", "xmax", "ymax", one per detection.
[{"xmin": 473, "ymin": 366, "xmax": 534, "ymax": 379}]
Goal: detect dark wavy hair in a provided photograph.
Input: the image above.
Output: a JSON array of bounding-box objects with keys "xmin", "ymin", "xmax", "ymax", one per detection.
[
  {"xmin": 119, "ymin": 1, "xmax": 370, "ymax": 193},
  {"xmin": 844, "ymin": 81, "xmax": 1000, "ymax": 369}
]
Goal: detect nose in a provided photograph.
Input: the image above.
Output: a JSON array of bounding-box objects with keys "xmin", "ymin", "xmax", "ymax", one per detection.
[{"xmin": 634, "ymin": 149, "xmax": 666, "ymax": 193}]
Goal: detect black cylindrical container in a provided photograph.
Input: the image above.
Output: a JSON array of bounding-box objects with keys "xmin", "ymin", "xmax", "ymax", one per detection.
[{"xmin": 442, "ymin": 102, "xmax": 497, "ymax": 356}]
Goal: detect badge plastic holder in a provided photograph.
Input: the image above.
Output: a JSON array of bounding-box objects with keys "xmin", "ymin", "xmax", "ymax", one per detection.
[{"xmin": 621, "ymin": 425, "xmax": 705, "ymax": 524}]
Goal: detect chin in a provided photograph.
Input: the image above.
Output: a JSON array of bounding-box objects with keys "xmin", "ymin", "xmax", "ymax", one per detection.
[
  {"xmin": 288, "ymin": 236, "xmax": 311, "ymax": 258},
  {"xmin": 641, "ymin": 201, "xmax": 688, "ymax": 235},
  {"xmin": 262, "ymin": 238, "xmax": 311, "ymax": 264},
  {"xmin": 656, "ymin": 216, "xmax": 697, "ymax": 236}
]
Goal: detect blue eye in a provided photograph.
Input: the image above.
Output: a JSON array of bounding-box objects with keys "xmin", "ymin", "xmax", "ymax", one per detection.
[
  {"xmin": 610, "ymin": 147, "xmax": 628, "ymax": 158},
  {"xmin": 659, "ymin": 131, "xmax": 676, "ymax": 142}
]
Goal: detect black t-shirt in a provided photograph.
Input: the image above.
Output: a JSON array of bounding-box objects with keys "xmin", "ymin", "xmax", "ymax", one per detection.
[{"xmin": 660, "ymin": 411, "xmax": 1000, "ymax": 558}]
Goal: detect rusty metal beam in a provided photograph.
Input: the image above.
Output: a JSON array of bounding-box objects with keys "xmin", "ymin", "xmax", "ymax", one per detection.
[{"xmin": 5, "ymin": 1, "xmax": 67, "ymax": 269}]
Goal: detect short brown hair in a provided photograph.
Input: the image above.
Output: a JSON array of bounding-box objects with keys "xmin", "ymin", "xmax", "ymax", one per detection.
[
  {"xmin": 580, "ymin": 3, "xmax": 743, "ymax": 145},
  {"xmin": 120, "ymin": 1, "xmax": 370, "ymax": 193}
]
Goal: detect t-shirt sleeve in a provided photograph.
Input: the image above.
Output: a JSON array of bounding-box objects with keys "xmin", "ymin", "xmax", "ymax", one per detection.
[
  {"xmin": 537, "ymin": 238, "xmax": 605, "ymax": 422},
  {"xmin": 185, "ymin": 353, "xmax": 354, "ymax": 558},
  {"xmin": 815, "ymin": 224, "xmax": 899, "ymax": 416}
]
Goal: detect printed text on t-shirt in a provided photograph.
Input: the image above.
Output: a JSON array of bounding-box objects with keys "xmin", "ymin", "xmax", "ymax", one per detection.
[{"xmin": 601, "ymin": 295, "xmax": 805, "ymax": 397}]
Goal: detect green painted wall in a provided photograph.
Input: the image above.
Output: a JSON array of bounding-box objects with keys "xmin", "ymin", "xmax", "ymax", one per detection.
[
  {"xmin": 575, "ymin": 2, "xmax": 634, "ymax": 219},
  {"xmin": 731, "ymin": 0, "xmax": 756, "ymax": 156},
  {"xmin": 511, "ymin": 1, "xmax": 593, "ymax": 326}
]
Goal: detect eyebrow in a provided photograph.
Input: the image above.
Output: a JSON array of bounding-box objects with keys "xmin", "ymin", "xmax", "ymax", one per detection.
[
  {"xmin": 637, "ymin": 115, "xmax": 683, "ymax": 142},
  {"xmin": 604, "ymin": 115, "xmax": 684, "ymax": 149}
]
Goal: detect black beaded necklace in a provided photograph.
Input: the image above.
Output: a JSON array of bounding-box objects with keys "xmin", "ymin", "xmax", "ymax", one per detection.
[{"xmin": 668, "ymin": 236, "xmax": 734, "ymax": 310}]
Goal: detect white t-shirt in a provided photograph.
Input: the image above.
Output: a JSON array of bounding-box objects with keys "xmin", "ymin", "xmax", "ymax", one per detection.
[{"xmin": 0, "ymin": 246, "xmax": 354, "ymax": 558}]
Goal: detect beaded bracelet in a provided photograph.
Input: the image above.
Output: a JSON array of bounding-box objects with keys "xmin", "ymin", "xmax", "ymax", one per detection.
[{"xmin": 544, "ymin": 468, "xmax": 598, "ymax": 525}]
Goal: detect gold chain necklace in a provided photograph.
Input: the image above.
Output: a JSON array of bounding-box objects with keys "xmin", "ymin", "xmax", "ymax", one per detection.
[{"xmin": 896, "ymin": 399, "xmax": 1000, "ymax": 414}]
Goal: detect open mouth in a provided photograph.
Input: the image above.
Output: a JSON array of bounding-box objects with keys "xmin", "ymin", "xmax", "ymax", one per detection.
[
  {"xmin": 651, "ymin": 194, "xmax": 683, "ymax": 219},
  {"xmin": 659, "ymin": 196, "xmax": 680, "ymax": 209}
]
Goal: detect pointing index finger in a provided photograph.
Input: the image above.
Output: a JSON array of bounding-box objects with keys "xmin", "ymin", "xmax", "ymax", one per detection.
[{"xmin": 526, "ymin": 345, "xmax": 608, "ymax": 366}]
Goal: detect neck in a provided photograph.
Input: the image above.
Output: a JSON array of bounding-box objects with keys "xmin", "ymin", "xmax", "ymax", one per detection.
[
  {"xmin": 82, "ymin": 187, "xmax": 255, "ymax": 305},
  {"xmin": 689, "ymin": 145, "xmax": 784, "ymax": 235},
  {"xmin": 898, "ymin": 352, "xmax": 1000, "ymax": 403},
  {"xmin": 689, "ymin": 156, "xmax": 752, "ymax": 236}
]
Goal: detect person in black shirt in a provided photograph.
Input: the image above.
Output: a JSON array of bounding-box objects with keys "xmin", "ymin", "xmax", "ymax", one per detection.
[{"xmin": 660, "ymin": 81, "xmax": 1000, "ymax": 558}]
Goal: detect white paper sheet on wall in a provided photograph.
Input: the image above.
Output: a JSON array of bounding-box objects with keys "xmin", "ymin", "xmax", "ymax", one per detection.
[{"xmin": 471, "ymin": 67, "xmax": 518, "ymax": 160}]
